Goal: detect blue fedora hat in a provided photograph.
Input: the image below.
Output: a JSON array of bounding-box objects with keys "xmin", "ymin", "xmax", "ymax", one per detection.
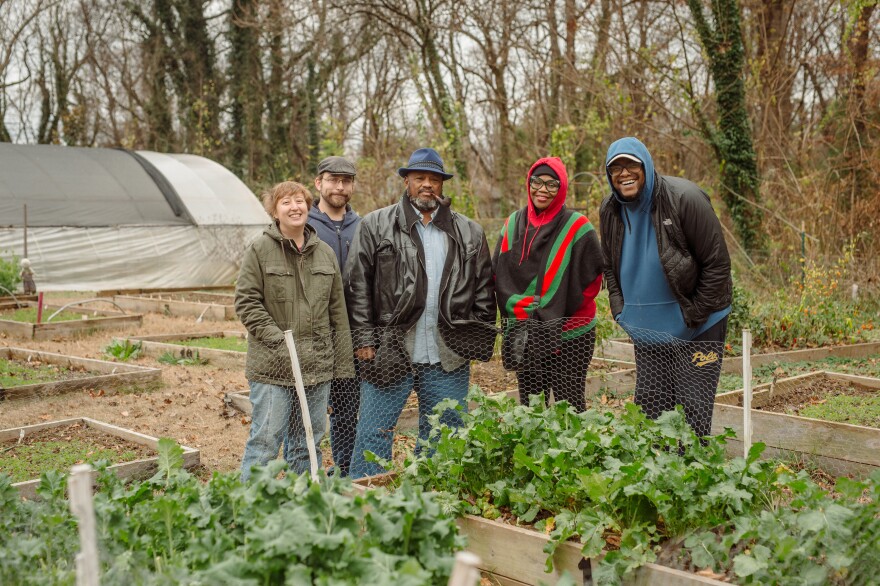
[{"xmin": 397, "ymin": 148, "xmax": 454, "ymax": 180}]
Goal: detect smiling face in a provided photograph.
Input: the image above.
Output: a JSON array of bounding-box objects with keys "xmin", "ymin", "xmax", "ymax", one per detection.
[
  {"xmin": 274, "ymin": 192, "xmax": 310, "ymax": 238},
  {"xmin": 529, "ymin": 174, "xmax": 560, "ymax": 211},
  {"xmin": 404, "ymin": 171, "xmax": 444, "ymax": 213},
  {"xmin": 608, "ymin": 157, "xmax": 645, "ymax": 201}
]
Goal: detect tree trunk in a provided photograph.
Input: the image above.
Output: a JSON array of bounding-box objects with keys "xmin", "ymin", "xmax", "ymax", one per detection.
[{"xmin": 688, "ymin": 0, "xmax": 764, "ymax": 252}]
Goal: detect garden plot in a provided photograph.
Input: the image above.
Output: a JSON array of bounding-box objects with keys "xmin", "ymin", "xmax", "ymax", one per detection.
[
  {"xmin": 598, "ymin": 338, "xmax": 880, "ymax": 375},
  {"xmin": 0, "ymin": 347, "xmax": 162, "ymax": 401},
  {"xmin": 0, "ymin": 302, "xmax": 143, "ymax": 340},
  {"xmin": 125, "ymin": 330, "xmax": 246, "ymax": 369},
  {"xmin": 0, "ymin": 417, "xmax": 199, "ymax": 499},
  {"xmin": 112, "ymin": 291, "xmax": 236, "ymax": 320},
  {"xmin": 0, "ymin": 294, "xmax": 38, "ymax": 310},
  {"xmin": 352, "ymin": 475, "xmax": 726, "ymax": 586},
  {"xmin": 713, "ymin": 371, "xmax": 880, "ymax": 476}
]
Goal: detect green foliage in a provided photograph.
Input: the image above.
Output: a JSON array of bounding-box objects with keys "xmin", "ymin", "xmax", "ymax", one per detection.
[
  {"xmin": 0, "ymin": 252, "xmax": 21, "ymax": 293},
  {"xmin": 103, "ymin": 339, "xmax": 142, "ymax": 362},
  {"xmin": 725, "ymin": 280, "xmax": 756, "ymax": 349},
  {"xmin": 157, "ymin": 350, "xmax": 209, "ymax": 366},
  {"xmin": 747, "ymin": 245, "xmax": 873, "ymax": 349},
  {"xmin": 594, "ymin": 290, "xmax": 626, "ymax": 346},
  {"xmin": 405, "ymin": 391, "xmax": 781, "ymax": 583},
  {"xmin": 678, "ymin": 469, "xmax": 880, "ymax": 584},
  {"xmin": 0, "ymin": 447, "xmax": 464, "ymax": 585}
]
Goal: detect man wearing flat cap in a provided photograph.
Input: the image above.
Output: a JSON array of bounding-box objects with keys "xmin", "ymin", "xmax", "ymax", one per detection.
[
  {"xmin": 308, "ymin": 155, "xmax": 361, "ymax": 476},
  {"xmin": 344, "ymin": 147, "xmax": 496, "ymax": 479}
]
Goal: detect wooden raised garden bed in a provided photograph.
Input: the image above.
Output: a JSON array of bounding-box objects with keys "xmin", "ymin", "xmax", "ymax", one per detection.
[
  {"xmin": 0, "ymin": 294, "xmax": 38, "ymax": 310},
  {"xmin": 225, "ymin": 358, "xmax": 637, "ymax": 430},
  {"xmin": 125, "ymin": 331, "xmax": 246, "ymax": 369},
  {"xmin": 96, "ymin": 285, "xmax": 234, "ymax": 297},
  {"xmin": 0, "ymin": 347, "xmax": 162, "ymax": 401},
  {"xmin": 0, "ymin": 302, "xmax": 143, "ymax": 340},
  {"xmin": 713, "ymin": 371, "xmax": 880, "ymax": 477},
  {"xmin": 0, "ymin": 417, "xmax": 199, "ymax": 499},
  {"xmin": 599, "ymin": 338, "xmax": 880, "ymax": 375},
  {"xmin": 113, "ymin": 291, "xmax": 236, "ymax": 321},
  {"xmin": 351, "ymin": 475, "xmax": 725, "ymax": 586}
]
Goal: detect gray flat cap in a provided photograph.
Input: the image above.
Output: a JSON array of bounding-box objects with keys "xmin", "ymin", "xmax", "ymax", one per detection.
[{"xmin": 316, "ymin": 156, "xmax": 357, "ymax": 176}]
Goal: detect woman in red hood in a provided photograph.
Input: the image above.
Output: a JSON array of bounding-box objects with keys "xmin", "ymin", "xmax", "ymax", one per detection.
[{"xmin": 493, "ymin": 157, "xmax": 604, "ymax": 412}]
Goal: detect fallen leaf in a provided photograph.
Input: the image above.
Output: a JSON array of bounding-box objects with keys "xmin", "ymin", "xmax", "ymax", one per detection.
[
  {"xmin": 241, "ymin": 417, "xmax": 251, "ymax": 425},
  {"xmin": 164, "ymin": 398, "xmax": 172, "ymax": 404},
  {"xmin": 121, "ymin": 410, "xmax": 130, "ymax": 417},
  {"xmin": 39, "ymin": 414, "xmax": 50, "ymax": 421},
  {"xmin": 696, "ymin": 569, "xmax": 726, "ymax": 580},
  {"xmin": 600, "ymin": 394, "xmax": 608, "ymax": 405}
]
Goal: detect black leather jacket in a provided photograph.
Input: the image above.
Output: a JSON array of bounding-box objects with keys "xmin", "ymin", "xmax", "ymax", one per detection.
[
  {"xmin": 343, "ymin": 195, "xmax": 497, "ymax": 372},
  {"xmin": 600, "ymin": 175, "xmax": 732, "ymax": 329}
]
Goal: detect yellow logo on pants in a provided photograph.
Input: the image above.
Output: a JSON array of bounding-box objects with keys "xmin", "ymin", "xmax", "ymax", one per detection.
[{"xmin": 692, "ymin": 351, "xmax": 719, "ymax": 367}]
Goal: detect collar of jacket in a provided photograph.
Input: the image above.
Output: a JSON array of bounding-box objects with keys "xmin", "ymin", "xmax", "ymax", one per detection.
[
  {"xmin": 396, "ymin": 192, "xmax": 455, "ymax": 236},
  {"xmin": 265, "ymin": 221, "xmax": 319, "ymax": 254}
]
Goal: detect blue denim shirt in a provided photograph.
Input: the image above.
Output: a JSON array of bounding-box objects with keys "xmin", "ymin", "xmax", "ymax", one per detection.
[{"xmin": 411, "ymin": 205, "xmax": 447, "ymax": 364}]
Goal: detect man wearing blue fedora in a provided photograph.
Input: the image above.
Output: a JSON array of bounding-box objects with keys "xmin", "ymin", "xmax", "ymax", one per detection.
[{"xmin": 344, "ymin": 147, "xmax": 497, "ymax": 479}]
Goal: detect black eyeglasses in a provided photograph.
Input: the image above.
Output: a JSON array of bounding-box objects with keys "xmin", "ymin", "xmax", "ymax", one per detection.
[
  {"xmin": 529, "ymin": 176, "xmax": 561, "ymax": 194},
  {"xmin": 607, "ymin": 161, "xmax": 642, "ymax": 177}
]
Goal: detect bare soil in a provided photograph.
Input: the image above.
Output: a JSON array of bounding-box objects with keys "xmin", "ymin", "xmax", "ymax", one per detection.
[
  {"xmin": 3, "ymin": 421, "xmax": 155, "ymax": 459},
  {"xmin": 746, "ymin": 377, "xmax": 876, "ymax": 416}
]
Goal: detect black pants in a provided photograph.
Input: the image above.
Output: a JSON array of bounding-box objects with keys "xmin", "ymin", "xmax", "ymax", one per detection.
[
  {"xmin": 517, "ymin": 329, "xmax": 596, "ymax": 413},
  {"xmin": 328, "ymin": 374, "xmax": 360, "ymax": 476},
  {"xmin": 633, "ymin": 317, "xmax": 728, "ymax": 438}
]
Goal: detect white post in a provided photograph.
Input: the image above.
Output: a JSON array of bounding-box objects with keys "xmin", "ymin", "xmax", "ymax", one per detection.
[
  {"xmin": 447, "ymin": 551, "xmax": 482, "ymax": 586},
  {"xmin": 283, "ymin": 330, "xmax": 319, "ymax": 481},
  {"xmin": 68, "ymin": 464, "xmax": 100, "ymax": 586},
  {"xmin": 742, "ymin": 329, "xmax": 753, "ymax": 458}
]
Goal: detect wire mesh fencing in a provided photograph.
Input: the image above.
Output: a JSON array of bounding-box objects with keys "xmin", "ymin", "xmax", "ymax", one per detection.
[{"xmin": 2, "ymin": 311, "xmax": 878, "ymax": 495}]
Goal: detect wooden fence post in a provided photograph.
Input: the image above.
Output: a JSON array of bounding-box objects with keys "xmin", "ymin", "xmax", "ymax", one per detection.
[
  {"xmin": 447, "ymin": 551, "xmax": 482, "ymax": 586},
  {"xmin": 69, "ymin": 464, "xmax": 100, "ymax": 586}
]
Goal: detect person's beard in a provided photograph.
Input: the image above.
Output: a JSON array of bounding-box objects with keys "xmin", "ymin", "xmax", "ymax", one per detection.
[{"xmin": 408, "ymin": 186, "xmax": 440, "ymax": 212}]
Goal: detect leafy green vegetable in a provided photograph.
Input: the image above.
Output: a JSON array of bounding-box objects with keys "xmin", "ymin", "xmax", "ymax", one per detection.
[{"xmin": 0, "ymin": 445, "xmax": 464, "ymax": 585}]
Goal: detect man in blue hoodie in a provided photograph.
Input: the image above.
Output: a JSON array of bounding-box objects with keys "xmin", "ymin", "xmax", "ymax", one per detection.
[
  {"xmin": 308, "ymin": 155, "xmax": 361, "ymax": 476},
  {"xmin": 599, "ymin": 137, "xmax": 732, "ymax": 440}
]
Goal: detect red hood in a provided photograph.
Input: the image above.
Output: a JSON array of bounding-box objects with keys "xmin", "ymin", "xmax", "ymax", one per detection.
[{"xmin": 526, "ymin": 156, "xmax": 568, "ymax": 226}]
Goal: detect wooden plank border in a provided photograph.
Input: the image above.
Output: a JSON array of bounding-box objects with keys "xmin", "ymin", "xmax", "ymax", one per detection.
[
  {"xmin": 713, "ymin": 371, "xmax": 880, "ymax": 475},
  {"xmin": 0, "ymin": 347, "xmax": 162, "ymax": 400},
  {"xmin": 0, "ymin": 303, "xmax": 143, "ymax": 340},
  {"xmin": 112, "ymin": 295, "xmax": 235, "ymax": 320},
  {"xmin": 123, "ymin": 331, "xmax": 246, "ymax": 369},
  {"xmin": 351, "ymin": 474, "xmax": 725, "ymax": 586},
  {"xmin": 598, "ymin": 340, "xmax": 880, "ymax": 375},
  {"xmin": 2, "ymin": 417, "xmax": 199, "ymax": 499}
]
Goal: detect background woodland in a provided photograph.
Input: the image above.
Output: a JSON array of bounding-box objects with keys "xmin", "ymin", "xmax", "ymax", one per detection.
[{"xmin": 1, "ymin": 0, "xmax": 878, "ymax": 281}]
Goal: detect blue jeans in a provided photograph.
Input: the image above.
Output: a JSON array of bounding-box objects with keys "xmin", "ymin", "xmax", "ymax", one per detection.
[
  {"xmin": 350, "ymin": 363, "xmax": 469, "ymax": 479},
  {"xmin": 240, "ymin": 380, "xmax": 330, "ymax": 481}
]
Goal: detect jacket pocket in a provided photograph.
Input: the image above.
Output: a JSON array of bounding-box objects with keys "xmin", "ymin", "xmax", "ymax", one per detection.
[
  {"xmin": 309, "ymin": 263, "xmax": 336, "ymax": 304},
  {"xmin": 265, "ymin": 264, "xmax": 293, "ymax": 301}
]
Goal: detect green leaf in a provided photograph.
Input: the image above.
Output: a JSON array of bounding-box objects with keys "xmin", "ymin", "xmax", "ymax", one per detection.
[
  {"xmin": 733, "ymin": 552, "xmax": 768, "ymax": 577},
  {"xmin": 152, "ymin": 438, "xmax": 185, "ymax": 484}
]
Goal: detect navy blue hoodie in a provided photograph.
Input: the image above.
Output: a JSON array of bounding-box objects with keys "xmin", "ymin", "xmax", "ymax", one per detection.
[
  {"xmin": 308, "ymin": 204, "xmax": 361, "ymax": 271},
  {"xmin": 605, "ymin": 137, "xmax": 730, "ymax": 340}
]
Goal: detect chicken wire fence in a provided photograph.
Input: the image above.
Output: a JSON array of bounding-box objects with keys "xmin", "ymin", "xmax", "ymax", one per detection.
[{"xmin": 0, "ymin": 316, "xmax": 871, "ymax": 491}]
